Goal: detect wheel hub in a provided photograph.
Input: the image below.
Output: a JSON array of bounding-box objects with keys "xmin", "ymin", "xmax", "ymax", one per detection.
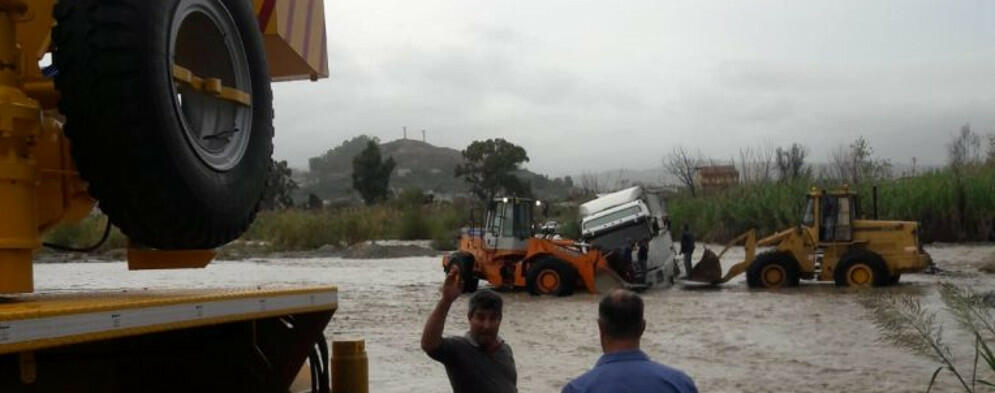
[
  {"xmin": 169, "ymin": 0, "xmax": 253, "ymax": 171},
  {"xmin": 761, "ymin": 265, "xmax": 785, "ymax": 287},
  {"xmin": 538, "ymin": 270, "xmax": 559, "ymax": 293},
  {"xmin": 847, "ymin": 265, "xmax": 873, "ymax": 286}
]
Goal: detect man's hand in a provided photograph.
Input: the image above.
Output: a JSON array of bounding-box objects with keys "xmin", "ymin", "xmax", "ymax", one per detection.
[
  {"xmin": 422, "ymin": 264, "xmax": 463, "ymax": 354},
  {"xmin": 441, "ymin": 265, "xmax": 462, "ymax": 302}
]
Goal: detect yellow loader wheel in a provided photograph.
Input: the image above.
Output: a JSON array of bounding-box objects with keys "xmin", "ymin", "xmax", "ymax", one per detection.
[
  {"xmin": 834, "ymin": 250, "xmax": 888, "ymax": 287},
  {"xmin": 526, "ymin": 257, "xmax": 577, "ymax": 296},
  {"xmin": 52, "ymin": 0, "xmax": 273, "ymax": 249},
  {"xmin": 746, "ymin": 251, "xmax": 800, "ymax": 289}
]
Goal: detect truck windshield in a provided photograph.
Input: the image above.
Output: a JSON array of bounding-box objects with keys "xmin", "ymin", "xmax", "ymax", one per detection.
[{"xmin": 584, "ymin": 205, "xmax": 642, "ymax": 231}]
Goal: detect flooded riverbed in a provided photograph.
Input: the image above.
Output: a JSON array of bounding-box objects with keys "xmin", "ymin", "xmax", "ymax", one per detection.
[{"xmin": 32, "ymin": 244, "xmax": 995, "ymax": 393}]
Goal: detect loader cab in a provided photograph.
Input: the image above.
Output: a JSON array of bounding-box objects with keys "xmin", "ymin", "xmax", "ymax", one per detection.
[
  {"xmin": 803, "ymin": 188, "xmax": 856, "ymax": 243},
  {"xmin": 484, "ymin": 197, "xmax": 536, "ymax": 251}
]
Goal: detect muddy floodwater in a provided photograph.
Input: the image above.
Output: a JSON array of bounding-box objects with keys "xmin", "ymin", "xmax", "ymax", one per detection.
[{"xmin": 33, "ymin": 244, "xmax": 995, "ymax": 393}]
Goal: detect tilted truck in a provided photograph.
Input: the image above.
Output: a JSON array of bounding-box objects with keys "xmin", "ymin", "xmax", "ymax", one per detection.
[
  {"xmin": 442, "ymin": 186, "xmax": 677, "ymax": 296},
  {"xmin": 578, "ymin": 185, "xmax": 679, "ymax": 287},
  {"xmin": 0, "ymin": 0, "xmax": 366, "ymax": 391}
]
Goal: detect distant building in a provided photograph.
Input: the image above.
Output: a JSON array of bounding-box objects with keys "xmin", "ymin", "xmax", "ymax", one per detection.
[{"xmin": 695, "ymin": 165, "xmax": 739, "ymax": 193}]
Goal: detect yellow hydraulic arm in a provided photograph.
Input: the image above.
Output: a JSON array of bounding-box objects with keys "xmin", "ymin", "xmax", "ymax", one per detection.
[{"xmin": 688, "ymin": 227, "xmax": 809, "ymax": 284}]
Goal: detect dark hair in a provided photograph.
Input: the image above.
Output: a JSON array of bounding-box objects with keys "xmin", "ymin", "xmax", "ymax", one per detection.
[
  {"xmin": 598, "ymin": 289, "xmax": 644, "ymax": 339},
  {"xmin": 468, "ymin": 289, "xmax": 503, "ymax": 317}
]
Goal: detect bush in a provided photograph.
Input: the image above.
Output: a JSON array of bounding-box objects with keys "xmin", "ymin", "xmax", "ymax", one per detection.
[
  {"xmin": 860, "ymin": 283, "xmax": 995, "ymax": 392},
  {"xmin": 42, "ymin": 215, "xmax": 127, "ymax": 252},
  {"xmin": 396, "ymin": 207, "xmax": 430, "ymax": 240},
  {"xmin": 667, "ymin": 166, "xmax": 995, "ymax": 243}
]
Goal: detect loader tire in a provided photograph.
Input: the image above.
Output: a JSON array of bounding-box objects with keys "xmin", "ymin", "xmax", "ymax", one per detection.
[
  {"xmin": 834, "ymin": 250, "xmax": 888, "ymax": 287},
  {"xmin": 447, "ymin": 253, "xmax": 478, "ymax": 293},
  {"xmin": 526, "ymin": 257, "xmax": 577, "ymax": 296},
  {"xmin": 746, "ymin": 251, "xmax": 800, "ymax": 289},
  {"xmin": 52, "ymin": 0, "xmax": 273, "ymax": 249}
]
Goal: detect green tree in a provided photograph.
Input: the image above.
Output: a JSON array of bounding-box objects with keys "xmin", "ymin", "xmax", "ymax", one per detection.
[
  {"xmin": 828, "ymin": 136, "xmax": 891, "ymax": 184},
  {"xmin": 948, "ymin": 124, "xmax": 983, "ymax": 173},
  {"xmin": 309, "ymin": 135, "xmax": 374, "ymax": 175},
  {"xmin": 306, "ymin": 193, "xmax": 323, "ymax": 210},
  {"xmin": 775, "ymin": 143, "xmax": 811, "ymax": 182},
  {"xmin": 455, "ymin": 138, "xmax": 531, "ymax": 202},
  {"xmin": 352, "ymin": 141, "xmax": 396, "ymax": 205},
  {"xmin": 987, "ymin": 134, "xmax": 995, "ymax": 165},
  {"xmin": 260, "ymin": 159, "xmax": 298, "ymax": 210}
]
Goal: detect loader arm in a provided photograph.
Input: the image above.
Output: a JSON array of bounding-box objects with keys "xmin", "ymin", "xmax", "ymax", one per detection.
[
  {"xmin": 712, "ymin": 228, "xmax": 797, "ymax": 283},
  {"xmin": 687, "ymin": 227, "xmax": 800, "ymax": 284}
]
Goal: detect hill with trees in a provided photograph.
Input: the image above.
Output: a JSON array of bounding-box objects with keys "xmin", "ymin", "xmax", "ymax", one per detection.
[{"xmin": 302, "ymin": 135, "xmax": 576, "ymax": 204}]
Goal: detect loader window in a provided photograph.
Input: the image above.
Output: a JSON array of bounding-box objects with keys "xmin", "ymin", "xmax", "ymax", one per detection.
[
  {"xmin": 802, "ymin": 197, "xmax": 815, "ymax": 227},
  {"xmin": 834, "ymin": 196, "xmax": 853, "ymax": 242},
  {"xmin": 512, "ymin": 202, "xmax": 533, "ymax": 238},
  {"xmin": 501, "ymin": 202, "xmax": 515, "ymax": 237},
  {"xmin": 487, "ymin": 202, "xmax": 503, "ymax": 235}
]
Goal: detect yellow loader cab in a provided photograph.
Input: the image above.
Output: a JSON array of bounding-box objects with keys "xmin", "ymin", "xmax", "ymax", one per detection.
[
  {"xmin": 801, "ymin": 186, "xmax": 931, "ymax": 285},
  {"xmin": 686, "ymin": 186, "xmax": 932, "ymax": 288}
]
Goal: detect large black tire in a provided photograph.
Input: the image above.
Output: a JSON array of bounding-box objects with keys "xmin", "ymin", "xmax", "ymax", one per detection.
[
  {"xmin": 834, "ymin": 249, "xmax": 889, "ymax": 287},
  {"xmin": 52, "ymin": 0, "xmax": 273, "ymax": 249},
  {"xmin": 526, "ymin": 257, "xmax": 577, "ymax": 296},
  {"xmin": 746, "ymin": 251, "xmax": 800, "ymax": 289},
  {"xmin": 446, "ymin": 253, "xmax": 478, "ymax": 293}
]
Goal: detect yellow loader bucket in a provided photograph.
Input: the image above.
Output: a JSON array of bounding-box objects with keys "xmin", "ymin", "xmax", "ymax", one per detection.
[{"xmin": 686, "ymin": 249, "xmax": 722, "ymax": 283}]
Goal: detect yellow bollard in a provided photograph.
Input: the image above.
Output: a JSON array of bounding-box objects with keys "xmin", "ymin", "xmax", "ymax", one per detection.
[{"xmin": 331, "ymin": 338, "xmax": 368, "ymax": 393}]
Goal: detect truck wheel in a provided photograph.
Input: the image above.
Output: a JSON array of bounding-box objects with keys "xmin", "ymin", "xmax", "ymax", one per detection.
[
  {"xmin": 834, "ymin": 250, "xmax": 888, "ymax": 287},
  {"xmin": 447, "ymin": 253, "xmax": 478, "ymax": 293},
  {"xmin": 746, "ymin": 251, "xmax": 800, "ymax": 289},
  {"xmin": 526, "ymin": 257, "xmax": 577, "ymax": 296},
  {"xmin": 52, "ymin": 0, "xmax": 273, "ymax": 249}
]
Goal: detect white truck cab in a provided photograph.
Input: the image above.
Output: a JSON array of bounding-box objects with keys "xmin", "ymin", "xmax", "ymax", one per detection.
[{"xmin": 579, "ymin": 186, "xmax": 678, "ymax": 288}]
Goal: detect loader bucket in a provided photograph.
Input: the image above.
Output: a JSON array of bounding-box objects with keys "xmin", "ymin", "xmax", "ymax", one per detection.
[
  {"xmin": 686, "ymin": 249, "xmax": 721, "ymax": 283},
  {"xmin": 594, "ymin": 266, "xmax": 625, "ymax": 294}
]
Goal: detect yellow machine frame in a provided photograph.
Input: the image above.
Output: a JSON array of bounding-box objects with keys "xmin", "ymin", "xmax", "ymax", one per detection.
[
  {"xmin": 0, "ymin": 0, "xmax": 93, "ymax": 293},
  {"xmin": 0, "ymin": 1, "xmax": 368, "ymax": 391},
  {"xmin": 694, "ymin": 186, "xmax": 931, "ymax": 287}
]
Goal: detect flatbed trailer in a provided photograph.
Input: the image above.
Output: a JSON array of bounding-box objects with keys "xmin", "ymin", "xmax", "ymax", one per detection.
[{"xmin": 0, "ymin": 286, "xmax": 342, "ymax": 392}]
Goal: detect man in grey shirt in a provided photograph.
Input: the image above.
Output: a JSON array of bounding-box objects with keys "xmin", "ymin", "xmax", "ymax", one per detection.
[{"xmin": 421, "ymin": 265, "xmax": 517, "ymax": 393}]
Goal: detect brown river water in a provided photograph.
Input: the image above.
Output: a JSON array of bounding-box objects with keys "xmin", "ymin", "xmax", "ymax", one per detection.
[{"xmin": 32, "ymin": 244, "xmax": 995, "ymax": 393}]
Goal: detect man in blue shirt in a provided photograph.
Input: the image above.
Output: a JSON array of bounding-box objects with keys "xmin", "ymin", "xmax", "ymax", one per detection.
[{"xmin": 561, "ymin": 289, "xmax": 698, "ymax": 393}]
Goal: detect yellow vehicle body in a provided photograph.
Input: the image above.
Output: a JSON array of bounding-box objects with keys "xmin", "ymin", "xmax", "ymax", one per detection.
[
  {"xmin": 0, "ymin": 0, "xmax": 367, "ymax": 391},
  {"xmin": 442, "ymin": 197, "xmax": 644, "ymax": 296},
  {"xmin": 445, "ymin": 232, "xmax": 616, "ymax": 295},
  {"xmin": 689, "ymin": 186, "xmax": 931, "ymax": 288},
  {"xmin": 0, "ymin": 0, "xmax": 329, "ymax": 294}
]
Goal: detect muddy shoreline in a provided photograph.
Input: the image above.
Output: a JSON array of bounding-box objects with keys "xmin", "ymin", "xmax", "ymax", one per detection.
[{"xmin": 33, "ymin": 239, "xmax": 446, "ymax": 263}]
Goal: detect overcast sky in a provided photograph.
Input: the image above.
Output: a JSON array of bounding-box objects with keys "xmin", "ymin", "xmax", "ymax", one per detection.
[{"xmin": 271, "ymin": 0, "xmax": 995, "ymax": 176}]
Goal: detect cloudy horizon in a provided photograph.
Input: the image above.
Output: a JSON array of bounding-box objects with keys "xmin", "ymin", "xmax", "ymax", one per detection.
[{"xmin": 270, "ymin": 0, "xmax": 995, "ymax": 177}]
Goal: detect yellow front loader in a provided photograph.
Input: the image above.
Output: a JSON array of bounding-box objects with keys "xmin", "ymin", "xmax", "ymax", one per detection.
[{"xmin": 686, "ymin": 186, "xmax": 932, "ymax": 288}]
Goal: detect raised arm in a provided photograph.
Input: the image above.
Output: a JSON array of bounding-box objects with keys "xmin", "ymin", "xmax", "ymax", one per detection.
[{"xmin": 421, "ymin": 265, "xmax": 462, "ymax": 353}]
